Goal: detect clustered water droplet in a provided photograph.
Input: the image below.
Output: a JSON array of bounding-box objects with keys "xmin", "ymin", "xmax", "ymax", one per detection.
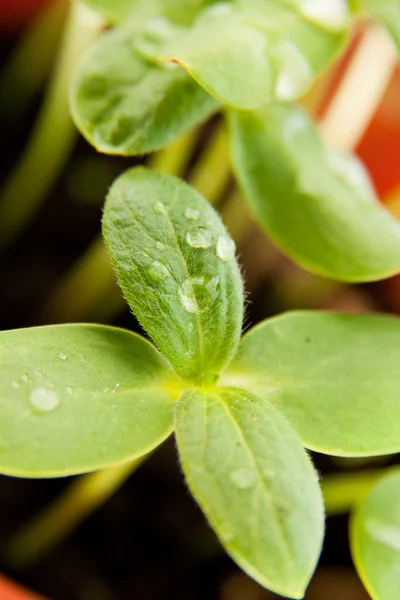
[
  {"xmin": 229, "ymin": 468, "xmax": 256, "ymax": 490},
  {"xmin": 216, "ymin": 236, "xmax": 236, "ymax": 261},
  {"xmin": 58, "ymin": 352, "xmax": 67, "ymax": 361},
  {"xmin": 29, "ymin": 387, "xmax": 60, "ymax": 413},
  {"xmin": 184, "ymin": 208, "xmax": 200, "ymax": 221},
  {"xmin": 186, "ymin": 228, "xmax": 213, "ymax": 249}
]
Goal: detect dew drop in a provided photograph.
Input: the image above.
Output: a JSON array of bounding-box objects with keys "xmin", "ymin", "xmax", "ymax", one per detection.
[
  {"xmin": 154, "ymin": 201, "xmax": 166, "ymax": 214},
  {"xmin": 187, "ymin": 322, "xmax": 194, "ymax": 332},
  {"xmin": 29, "ymin": 387, "xmax": 60, "ymax": 413},
  {"xmin": 186, "ymin": 228, "xmax": 213, "ymax": 249},
  {"xmin": 326, "ymin": 149, "xmax": 376, "ymax": 201},
  {"xmin": 147, "ymin": 261, "xmax": 171, "ymax": 282},
  {"xmin": 156, "ymin": 241, "xmax": 165, "ymax": 251},
  {"xmin": 111, "ymin": 383, "xmax": 120, "ymax": 394},
  {"xmin": 366, "ymin": 519, "xmax": 400, "ymax": 552},
  {"xmin": 66, "ymin": 387, "xmax": 73, "ymax": 395},
  {"xmin": 11, "ymin": 381, "xmax": 19, "ymax": 389},
  {"xmin": 300, "ymin": 0, "xmax": 349, "ymax": 31},
  {"xmin": 272, "ymin": 41, "xmax": 313, "ymax": 102},
  {"xmin": 179, "ymin": 276, "xmax": 220, "ymax": 313},
  {"xmin": 229, "ymin": 468, "xmax": 256, "ymax": 490},
  {"xmin": 216, "ymin": 236, "xmax": 235, "ymax": 261},
  {"xmin": 184, "ymin": 208, "xmax": 200, "ymax": 221},
  {"xmin": 58, "ymin": 352, "xmax": 67, "ymax": 361},
  {"xmin": 20, "ymin": 374, "xmax": 28, "ymax": 384}
]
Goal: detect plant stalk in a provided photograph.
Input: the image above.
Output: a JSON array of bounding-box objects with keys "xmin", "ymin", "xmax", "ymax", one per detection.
[
  {"xmin": 6, "ymin": 456, "xmax": 147, "ymax": 567},
  {"xmin": 0, "ymin": 2, "xmax": 104, "ymax": 249}
]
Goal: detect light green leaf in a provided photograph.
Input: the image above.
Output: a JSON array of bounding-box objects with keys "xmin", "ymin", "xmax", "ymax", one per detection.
[
  {"xmin": 103, "ymin": 167, "xmax": 244, "ymax": 385},
  {"xmin": 222, "ymin": 311, "xmax": 400, "ymax": 457},
  {"xmin": 229, "ymin": 103, "xmax": 400, "ymax": 282},
  {"xmin": 174, "ymin": 387, "xmax": 324, "ymax": 598},
  {"xmin": 153, "ymin": 1, "xmax": 348, "ymax": 109},
  {"xmin": 358, "ymin": 0, "xmax": 400, "ymax": 53},
  {"xmin": 70, "ymin": 24, "xmax": 218, "ymax": 155},
  {"xmin": 0, "ymin": 324, "xmax": 180, "ymax": 477},
  {"xmin": 350, "ymin": 468, "xmax": 400, "ymax": 600}
]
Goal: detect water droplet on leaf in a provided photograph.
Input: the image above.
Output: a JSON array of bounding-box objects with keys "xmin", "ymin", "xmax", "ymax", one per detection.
[
  {"xmin": 154, "ymin": 201, "xmax": 167, "ymax": 214},
  {"xmin": 229, "ymin": 468, "xmax": 256, "ymax": 490},
  {"xmin": 156, "ymin": 241, "xmax": 165, "ymax": 251},
  {"xmin": 148, "ymin": 261, "xmax": 171, "ymax": 282},
  {"xmin": 272, "ymin": 41, "xmax": 313, "ymax": 102},
  {"xmin": 185, "ymin": 208, "xmax": 200, "ymax": 221},
  {"xmin": 29, "ymin": 387, "xmax": 60, "ymax": 413},
  {"xmin": 20, "ymin": 374, "xmax": 28, "ymax": 384},
  {"xmin": 11, "ymin": 381, "xmax": 19, "ymax": 389},
  {"xmin": 58, "ymin": 352, "xmax": 67, "ymax": 360},
  {"xmin": 179, "ymin": 276, "xmax": 220, "ymax": 313},
  {"xmin": 216, "ymin": 236, "xmax": 235, "ymax": 261},
  {"xmin": 186, "ymin": 228, "xmax": 213, "ymax": 249}
]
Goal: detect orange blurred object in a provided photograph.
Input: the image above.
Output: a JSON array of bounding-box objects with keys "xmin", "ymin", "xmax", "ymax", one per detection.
[
  {"xmin": 0, "ymin": 0, "xmax": 54, "ymax": 33},
  {"xmin": 357, "ymin": 65, "xmax": 400, "ymax": 199},
  {"xmin": 0, "ymin": 575, "xmax": 47, "ymax": 600}
]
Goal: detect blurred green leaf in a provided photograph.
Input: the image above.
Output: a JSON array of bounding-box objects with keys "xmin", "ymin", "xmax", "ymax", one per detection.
[
  {"xmin": 153, "ymin": 1, "xmax": 348, "ymax": 108},
  {"xmin": 70, "ymin": 24, "xmax": 218, "ymax": 155},
  {"xmin": 0, "ymin": 324, "xmax": 179, "ymax": 477},
  {"xmin": 229, "ymin": 103, "xmax": 400, "ymax": 282},
  {"xmin": 103, "ymin": 167, "xmax": 244, "ymax": 384},
  {"xmin": 223, "ymin": 311, "xmax": 400, "ymax": 456},
  {"xmin": 175, "ymin": 386, "xmax": 324, "ymax": 598},
  {"xmin": 351, "ymin": 468, "xmax": 400, "ymax": 600}
]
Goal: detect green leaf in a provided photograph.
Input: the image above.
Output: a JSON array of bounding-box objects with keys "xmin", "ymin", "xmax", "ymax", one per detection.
[
  {"xmin": 359, "ymin": 1, "xmax": 400, "ymax": 53},
  {"xmin": 350, "ymin": 468, "xmax": 400, "ymax": 600},
  {"xmin": 70, "ymin": 24, "xmax": 218, "ymax": 155},
  {"xmin": 79, "ymin": 0, "xmax": 220, "ymax": 26},
  {"xmin": 0, "ymin": 324, "xmax": 180, "ymax": 477},
  {"xmin": 229, "ymin": 103, "xmax": 400, "ymax": 282},
  {"xmin": 102, "ymin": 167, "xmax": 244, "ymax": 385},
  {"xmin": 174, "ymin": 387, "xmax": 324, "ymax": 598},
  {"xmin": 153, "ymin": 1, "xmax": 348, "ymax": 109},
  {"xmin": 222, "ymin": 311, "xmax": 400, "ymax": 457}
]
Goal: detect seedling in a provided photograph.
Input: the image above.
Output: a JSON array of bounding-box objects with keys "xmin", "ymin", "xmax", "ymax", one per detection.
[{"xmin": 3, "ymin": 168, "xmax": 400, "ymax": 597}]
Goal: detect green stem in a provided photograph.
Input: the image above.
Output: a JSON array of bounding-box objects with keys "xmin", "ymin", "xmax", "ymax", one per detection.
[
  {"xmin": 0, "ymin": 0, "xmax": 68, "ymax": 123},
  {"xmin": 6, "ymin": 456, "xmax": 147, "ymax": 567},
  {"xmin": 0, "ymin": 2, "xmax": 104, "ymax": 249},
  {"xmin": 321, "ymin": 470, "xmax": 382, "ymax": 516}
]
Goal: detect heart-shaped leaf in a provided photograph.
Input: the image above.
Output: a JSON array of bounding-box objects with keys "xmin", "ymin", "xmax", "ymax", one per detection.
[
  {"xmin": 351, "ymin": 468, "xmax": 400, "ymax": 600},
  {"xmin": 103, "ymin": 167, "xmax": 244, "ymax": 384},
  {"xmin": 0, "ymin": 324, "xmax": 180, "ymax": 477},
  {"xmin": 70, "ymin": 23, "xmax": 218, "ymax": 155},
  {"xmin": 229, "ymin": 103, "xmax": 400, "ymax": 282},
  {"xmin": 222, "ymin": 311, "xmax": 400, "ymax": 456},
  {"xmin": 175, "ymin": 386, "xmax": 324, "ymax": 598}
]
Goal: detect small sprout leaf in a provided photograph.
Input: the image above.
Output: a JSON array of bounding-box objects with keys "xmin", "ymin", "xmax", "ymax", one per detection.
[
  {"xmin": 350, "ymin": 469, "xmax": 400, "ymax": 600},
  {"xmin": 0, "ymin": 324, "xmax": 179, "ymax": 477},
  {"xmin": 70, "ymin": 23, "xmax": 218, "ymax": 156},
  {"xmin": 222, "ymin": 311, "xmax": 400, "ymax": 456},
  {"xmin": 229, "ymin": 103, "xmax": 400, "ymax": 282},
  {"xmin": 152, "ymin": 1, "xmax": 348, "ymax": 109},
  {"xmin": 102, "ymin": 167, "xmax": 244, "ymax": 384},
  {"xmin": 174, "ymin": 387, "xmax": 324, "ymax": 598}
]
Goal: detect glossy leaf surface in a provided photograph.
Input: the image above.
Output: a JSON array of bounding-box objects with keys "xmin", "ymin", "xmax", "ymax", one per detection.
[
  {"xmin": 223, "ymin": 311, "xmax": 400, "ymax": 456},
  {"xmin": 229, "ymin": 103, "xmax": 400, "ymax": 282},
  {"xmin": 103, "ymin": 167, "xmax": 244, "ymax": 384},
  {"xmin": 0, "ymin": 324, "xmax": 178, "ymax": 477},
  {"xmin": 175, "ymin": 387, "xmax": 324, "ymax": 598},
  {"xmin": 153, "ymin": 1, "xmax": 347, "ymax": 108},
  {"xmin": 351, "ymin": 469, "xmax": 400, "ymax": 600},
  {"xmin": 70, "ymin": 24, "xmax": 218, "ymax": 155}
]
